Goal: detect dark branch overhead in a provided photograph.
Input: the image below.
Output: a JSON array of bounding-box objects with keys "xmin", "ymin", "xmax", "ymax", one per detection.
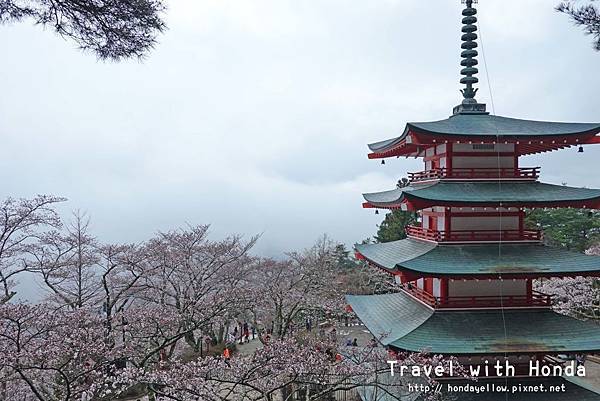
[{"xmin": 0, "ymin": 0, "xmax": 166, "ymax": 60}]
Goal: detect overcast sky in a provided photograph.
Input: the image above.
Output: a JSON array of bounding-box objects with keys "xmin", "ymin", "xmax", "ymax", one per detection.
[{"xmin": 1, "ymin": 0, "xmax": 599, "ymax": 280}]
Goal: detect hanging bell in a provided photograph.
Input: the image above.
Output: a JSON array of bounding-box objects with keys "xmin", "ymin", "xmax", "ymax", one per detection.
[
  {"xmin": 375, "ymin": 210, "xmax": 379, "ymax": 215},
  {"xmin": 578, "ymin": 145, "xmax": 584, "ymax": 153},
  {"xmin": 381, "ymin": 160, "xmax": 386, "ymax": 165}
]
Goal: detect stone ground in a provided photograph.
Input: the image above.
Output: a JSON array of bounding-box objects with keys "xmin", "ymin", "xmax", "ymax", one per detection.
[
  {"xmin": 335, "ymin": 322, "xmax": 376, "ymax": 347},
  {"xmin": 236, "ymin": 320, "xmax": 372, "ymax": 356},
  {"xmin": 583, "ymin": 357, "xmax": 600, "ymax": 391},
  {"xmin": 236, "ymin": 336, "xmax": 263, "ymax": 355}
]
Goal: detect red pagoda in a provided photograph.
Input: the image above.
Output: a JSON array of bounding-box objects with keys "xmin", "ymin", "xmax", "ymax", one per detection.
[{"xmin": 348, "ymin": 1, "xmax": 600, "ymax": 399}]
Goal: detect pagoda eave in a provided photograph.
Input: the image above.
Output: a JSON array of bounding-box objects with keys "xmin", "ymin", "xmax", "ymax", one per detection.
[
  {"xmin": 354, "ymin": 239, "xmax": 600, "ymax": 278},
  {"xmin": 347, "ymin": 292, "xmax": 600, "ymax": 355},
  {"xmin": 363, "ymin": 181, "xmax": 600, "ymax": 211},
  {"xmin": 357, "ymin": 253, "xmax": 600, "ymax": 281},
  {"xmin": 368, "ymin": 124, "xmax": 600, "ymax": 159},
  {"xmin": 367, "ymin": 260, "xmax": 600, "ymax": 281},
  {"xmin": 364, "ymin": 198, "xmax": 600, "ymax": 211}
]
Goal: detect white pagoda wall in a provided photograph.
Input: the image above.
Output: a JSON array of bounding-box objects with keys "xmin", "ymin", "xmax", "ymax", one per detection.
[
  {"xmin": 448, "ymin": 279, "xmax": 527, "ymax": 298},
  {"xmin": 433, "ymin": 278, "xmax": 441, "ymax": 297},
  {"xmin": 421, "ymin": 216, "xmax": 446, "ymax": 231},
  {"xmin": 414, "ymin": 278, "xmax": 441, "ymax": 297},
  {"xmin": 420, "ymin": 207, "xmax": 521, "ymax": 232},
  {"xmin": 451, "ymin": 143, "xmax": 516, "ymax": 170},
  {"xmin": 424, "ymin": 144, "xmax": 448, "ymax": 170},
  {"xmin": 453, "ymin": 144, "xmax": 515, "ymax": 153},
  {"xmin": 451, "ymin": 216, "xmax": 519, "ymax": 231},
  {"xmin": 451, "ymin": 156, "xmax": 514, "ymax": 169}
]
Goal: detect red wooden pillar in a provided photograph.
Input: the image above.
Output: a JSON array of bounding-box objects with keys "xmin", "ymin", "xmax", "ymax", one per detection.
[
  {"xmin": 440, "ymin": 278, "xmax": 449, "ymax": 304},
  {"xmin": 424, "ymin": 278, "xmax": 432, "ymax": 294},
  {"xmin": 518, "ymin": 209, "xmax": 525, "ymax": 237},
  {"xmin": 444, "ymin": 207, "xmax": 452, "ymax": 238},
  {"xmin": 447, "ymin": 142, "xmax": 453, "ymax": 177}
]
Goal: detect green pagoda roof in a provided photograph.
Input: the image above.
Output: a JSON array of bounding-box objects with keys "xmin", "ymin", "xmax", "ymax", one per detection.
[
  {"xmin": 363, "ymin": 181, "xmax": 600, "ymax": 210},
  {"xmin": 368, "ymin": 114, "xmax": 600, "ymax": 153},
  {"xmin": 346, "ymin": 292, "xmax": 600, "ymax": 354},
  {"xmin": 355, "ymin": 239, "xmax": 600, "ymax": 277}
]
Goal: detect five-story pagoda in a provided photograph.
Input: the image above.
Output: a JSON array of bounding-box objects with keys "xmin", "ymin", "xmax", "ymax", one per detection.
[{"xmin": 348, "ymin": 0, "xmax": 600, "ymax": 397}]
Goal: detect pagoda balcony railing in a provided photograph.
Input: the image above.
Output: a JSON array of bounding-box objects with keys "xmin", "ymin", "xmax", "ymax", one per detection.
[
  {"xmin": 406, "ymin": 225, "xmax": 543, "ymax": 243},
  {"xmin": 403, "ymin": 285, "xmax": 553, "ymax": 309},
  {"xmin": 408, "ymin": 167, "xmax": 540, "ymax": 182}
]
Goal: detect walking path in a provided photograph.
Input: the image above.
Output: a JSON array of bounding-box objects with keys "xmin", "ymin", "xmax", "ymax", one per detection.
[
  {"xmin": 236, "ymin": 336, "xmax": 263, "ymax": 356},
  {"xmin": 580, "ymin": 356, "xmax": 600, "ymax": 392}
]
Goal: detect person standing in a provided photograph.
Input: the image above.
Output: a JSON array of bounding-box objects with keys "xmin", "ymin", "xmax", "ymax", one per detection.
[
  {"xmin": 223, "ymin": 347, "xmax": 231, "ymax": 366},
  {"xmin": 243, "ymin": 322, "xmax": 250, "ymax": 343}
]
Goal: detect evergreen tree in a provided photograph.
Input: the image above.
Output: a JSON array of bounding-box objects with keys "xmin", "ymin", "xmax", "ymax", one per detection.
[
  {"xmin": 332, "ymin": 243, "xmax": 359, "ymax": 269},
  {"xmin": 526, "ymin": 208, "xmax": 600, "ymax": 252},
  {"xmin": 0, "ymin": 0, "xmax": 166, "ymax": 60},
  {"xmin": 558, "ymin": 1, "xmax": 600, "ymax": 51},
  {"xmin": 374, "ymin": 177, "xmax": 416, "ymax": 243},
  {"xmin": 375, "ymin": 210, "xmax": 417, "ymax": 243}
]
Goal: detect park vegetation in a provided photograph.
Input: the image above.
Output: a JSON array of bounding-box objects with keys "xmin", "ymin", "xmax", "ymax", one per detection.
[{"xmin": 0, "ymin": 195, "xmax": 455, "ymax": 401}]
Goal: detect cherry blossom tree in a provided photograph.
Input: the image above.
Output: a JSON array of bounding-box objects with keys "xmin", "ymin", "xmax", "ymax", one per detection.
[
  {"xmin": 0, "ymin": 195, "xmax": 65, "ymax": 304},
  {"xmin": 0, "ymin": 303, "xmax": 125, "ymax": 401},
  {"xmin": 96, "ymin": 242, "xmax": 148, "ymax": 335},
  {"xmin": 0, "ymin": 210, "xmax": 463, "ymax": 401},
  {"xmin": 340, "ymin": 260, "xmax": 401, "ymax": 296},
  {"xmin": 535, "ymin": 244, "xmax": 600, "ymax": 320},
  {"xmin": 137, "ymin": 225, "xmax": 259, "ymax": 352},
  {"xmin": 26, "ymin": 211, "xmax": 149, "ymax": 334},
  {"xmin": 244, "ymin": 236, "xmax": 345, "ymax": 342},
  {"xmin": 115, "ymin": 336, "xmax": 460, "ymax": 401},
  {"xmin": 27, "ymin": 211, "xmax": 99, "ymax": 308}
]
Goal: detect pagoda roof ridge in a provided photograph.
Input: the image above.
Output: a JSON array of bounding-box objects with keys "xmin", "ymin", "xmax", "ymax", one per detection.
[
  {"xmin": 368, "ymin": 113, "xmax": 600, "ymax": 155},
  {"xmin": 346, "ymin": 291, "xmax": 600, "ymax": 354},
  {"xmin": 355, "ymin": 238, "xmax": 600, "ymax": 278},
  {"xmin": 363, "ymin": 181, "xmax": 600, "ymax": 210}
]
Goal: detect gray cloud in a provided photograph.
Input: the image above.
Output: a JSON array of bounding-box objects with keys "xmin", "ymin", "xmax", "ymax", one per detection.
[{"xmin": 1, "ymin": 0, "xmax": 599, "ymax": 299}]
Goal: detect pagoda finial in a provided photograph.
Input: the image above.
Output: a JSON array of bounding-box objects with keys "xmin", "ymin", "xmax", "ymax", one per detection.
[{"xmin": 453, "ymin": 0, "xmax": 488, "ymax": 115}]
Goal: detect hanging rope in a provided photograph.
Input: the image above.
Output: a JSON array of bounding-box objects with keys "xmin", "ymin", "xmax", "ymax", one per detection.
[{"xmin": 476, "ymin": 6, "xmax": 511, "ymax": 400}]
